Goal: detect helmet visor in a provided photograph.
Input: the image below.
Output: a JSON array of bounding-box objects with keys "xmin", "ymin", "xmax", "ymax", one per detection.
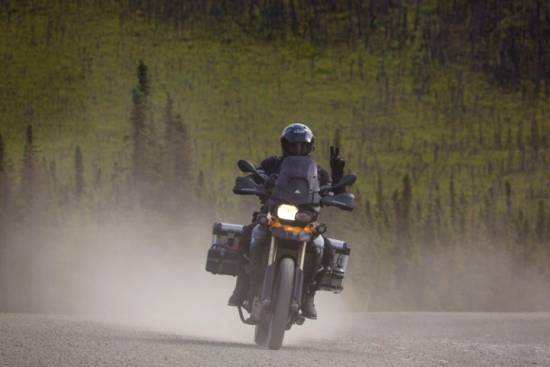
[{"xmin": 285, "ymin": 141, "xmax": 312, "ymax": 156}]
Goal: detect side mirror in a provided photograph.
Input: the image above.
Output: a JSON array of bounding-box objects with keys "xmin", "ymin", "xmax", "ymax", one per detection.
[
  {"xmin": 321, "ymin": 192, "xmax": 355, "ymax": 211},
  {"xmin": 238, "ymin": 160, "xmax": 256, "ymax": 173},
  {"xmin": 237, "ymin": 160, "xmax": 267, "ymax": 182}
]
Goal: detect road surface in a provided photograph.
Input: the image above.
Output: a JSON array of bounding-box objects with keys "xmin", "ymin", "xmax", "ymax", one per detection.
[{"xmin": 1, "ymin": 312, "xmax": 549, "ymax": 367}]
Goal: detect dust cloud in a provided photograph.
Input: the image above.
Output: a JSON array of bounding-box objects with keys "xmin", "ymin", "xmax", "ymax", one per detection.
[
  {"xmin": 0, "ymin": 209, "xmax": 352, "ymax": 343},
  {"xmin": 1, "ymin": 206, "xmax": 548, "ymax": 344}
]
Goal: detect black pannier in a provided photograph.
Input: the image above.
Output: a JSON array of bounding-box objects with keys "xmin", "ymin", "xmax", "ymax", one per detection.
[
  {"xmin": 206, "ymin": 222, "xmax": 244, "ymax": 276},
  {"xmin": 318, "ymin": 238, "xmax": 350, "ymax": 293}
]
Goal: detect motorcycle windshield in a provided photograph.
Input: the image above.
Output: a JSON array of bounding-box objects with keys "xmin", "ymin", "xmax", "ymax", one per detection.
[{"xmin": 270, "ymin": 156, "xmax": 321, "ymax": 206}]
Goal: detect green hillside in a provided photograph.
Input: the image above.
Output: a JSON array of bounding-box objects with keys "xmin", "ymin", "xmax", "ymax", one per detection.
[{"xmin": 1, "ymin": 1, "xmax": 549, "ymax": 310}]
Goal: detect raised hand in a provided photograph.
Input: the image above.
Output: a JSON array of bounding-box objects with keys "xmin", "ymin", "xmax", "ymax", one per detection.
[{"xmin": 330, "ymin": 145, "xmax": 346, "ymax": 183}]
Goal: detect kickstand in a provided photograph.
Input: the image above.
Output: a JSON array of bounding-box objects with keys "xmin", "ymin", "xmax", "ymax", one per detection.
[
  {"xmin": 237, "ymin": 305, "xmax": 246, "ymax": 323},
  {"xmin": 238, "ymin": 305, "xmax": 255, "ymax": 325}
]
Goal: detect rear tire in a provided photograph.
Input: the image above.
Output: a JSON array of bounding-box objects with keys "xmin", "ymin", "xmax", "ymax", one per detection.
[{"xmin": 266, "ymin": 257, "xmax": 295, "ymax": 350}]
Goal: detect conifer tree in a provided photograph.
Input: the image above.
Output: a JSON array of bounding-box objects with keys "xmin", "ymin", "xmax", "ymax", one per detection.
[
  {"xmin": 0, "ymin": 133, "xmax": 8, "ymax": 211},
  {"xmin": 130, "ymin": 60, "xmax": 151, "ymax": 197},
  {"xmin": 535, "ymin": 200, "xmax": 546, "ymax": 245},
  {"xmin": 74, "ymin": 145, "xmax": 84, "ymax": 202},
  {"xmin": 505, "ymin": 181, "xmax": 512, "ymax": 217},
  {"xmin": 20, "ymin": 125, "xmax": 38, "ymax": 213},
  {"xmin": 449, "ymin": 171, "xmax": 457, "ymax": 228},
  {"xmin": 396, "ymin": 174, "xmax": 412, "ymax": 249},
  {"xmin": 162, "ymin": 95, "xmax": 192, "ymax": 213},
  {"xmin": 0, "ymin": 133, "xmax": 9, "ymax": 250},
  {"xmin": 390, "ymin": 174, "xmax": 413, "ymax": 296},
  {"xmin": 375, "ymin": 175, "xmax": 384, "ymax": 214},
  {"xmin": 161, "ymin": 95, "xmax": 177, "ymax": 204},
  {"xmin": 0, "ymin": 134, "xmax": 4, "ymax": 173},
  {"xmin": 172, "ymin": 114, "xmax": 192, "ymax": 186}
]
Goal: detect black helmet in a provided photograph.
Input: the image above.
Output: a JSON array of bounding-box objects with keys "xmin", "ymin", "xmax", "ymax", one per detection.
[{"xmin": 280, "ymin": 123, "xmax": 315, "ymax": 156}]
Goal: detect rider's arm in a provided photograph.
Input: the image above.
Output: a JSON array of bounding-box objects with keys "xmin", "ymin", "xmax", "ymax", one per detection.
[
  {"xmin": 258, "ymin": 156, "xmax": 280, "ymax": 174},
  {"xmin": 319, "ymin": 166, "xmax": 346, "ymax": 194},
  {"xmin": 247, "ymin": 156, "xmax": 278, "ymax": 185}
]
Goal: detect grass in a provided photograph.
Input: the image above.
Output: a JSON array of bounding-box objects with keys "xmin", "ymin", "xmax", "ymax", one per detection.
[{"xmin": 1, "ymin": 3, "xmax": 549, "ymax": 287}]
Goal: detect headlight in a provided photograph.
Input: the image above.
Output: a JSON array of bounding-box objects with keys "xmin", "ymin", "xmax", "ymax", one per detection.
[{"xmin": 277, "ymin": 204, "xmax": 299, "ymax": 221}]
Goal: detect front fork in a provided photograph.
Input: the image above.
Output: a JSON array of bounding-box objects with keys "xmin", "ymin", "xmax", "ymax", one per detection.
[{"xmin": 260, "ymin": 237, "xmax": 306, "ymax": 315}]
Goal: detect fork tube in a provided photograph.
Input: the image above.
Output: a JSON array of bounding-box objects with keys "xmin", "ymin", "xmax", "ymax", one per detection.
[
  {"xmin": 267, "ymin": 236, "xmax": 277, "ymax": 266},
  {"xmin": 261, "ymin": 236, "xmax": 277, "ymax": 306},
  {"xmin": 291, "ymin": 242, "xmax": 307, "ymax": 309},
  {"xmin": 298, "ymin": 241, "xmax": 307, "ymax": 270}
]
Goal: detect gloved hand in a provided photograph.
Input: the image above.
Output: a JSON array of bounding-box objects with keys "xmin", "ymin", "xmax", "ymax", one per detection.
[
  {"xmin": 330, "ymin": 146, "xmax": 346, "ymax": 184},
  {"xmin": 265, "ymin": 173, "xmax": 278, "ymax": 189}
]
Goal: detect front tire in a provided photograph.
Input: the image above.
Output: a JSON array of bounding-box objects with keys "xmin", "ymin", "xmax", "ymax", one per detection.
[
  {"xmin": 254, "ymin": 323, "xmax": 268, "ymax": 346},
  {"xmin": 266, "ymin": 257, "xmax": 295, "ymax": 350}
]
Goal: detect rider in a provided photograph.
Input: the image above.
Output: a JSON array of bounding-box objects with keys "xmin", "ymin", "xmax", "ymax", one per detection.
[{"xmin": 228, "ymin": 123, "xmax": 346, "ymax": 320}]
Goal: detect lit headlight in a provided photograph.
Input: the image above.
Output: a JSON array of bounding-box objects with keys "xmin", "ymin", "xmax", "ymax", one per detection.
[{"xmin": 277, "ymin": 204, "xmax": 299, "ymax": 221}]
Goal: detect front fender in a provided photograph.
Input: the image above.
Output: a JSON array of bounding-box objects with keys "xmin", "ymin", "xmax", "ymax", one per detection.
[{"xmin": 271, "ymin": 227, "xmax": 313, "ymax": 242}]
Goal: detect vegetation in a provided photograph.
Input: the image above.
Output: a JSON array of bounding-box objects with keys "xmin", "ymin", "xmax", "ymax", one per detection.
[{"xmin": 0, "ymin": 0, "xmax": 549, "ymax": 310}]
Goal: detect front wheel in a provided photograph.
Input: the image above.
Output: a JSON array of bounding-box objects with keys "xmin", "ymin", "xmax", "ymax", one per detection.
[
  {"xmin": 266, "ymin": 257, "xmax": 295, "ymax": 350},
  {"xmin": 254, "ymin": 323, "xmax": 268, "ymax": 346}
]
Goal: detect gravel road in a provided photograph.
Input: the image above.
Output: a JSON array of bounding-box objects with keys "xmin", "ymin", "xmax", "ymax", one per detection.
[{"xmin": 1, "ymin": 312, "xmax": 549, "ymax": 367}]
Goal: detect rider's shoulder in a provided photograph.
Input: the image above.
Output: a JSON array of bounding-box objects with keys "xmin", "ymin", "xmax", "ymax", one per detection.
[{"xmin": 259, "ymin": 156, "xmax": 282, "ymax": 171}]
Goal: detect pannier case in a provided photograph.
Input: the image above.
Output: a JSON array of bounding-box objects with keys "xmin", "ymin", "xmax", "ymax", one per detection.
[
  {"xmin": 206, "ymin": 222, "xmax": 244, "ymax": 276},
  {"xmin": 318, "ymin": 238, "xmax": 350, "ymax": 293}
]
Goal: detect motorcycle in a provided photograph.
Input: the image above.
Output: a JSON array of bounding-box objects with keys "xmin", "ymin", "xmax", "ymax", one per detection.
[{"xmin": 206, "ymin": 156, "xmax": 356, "ymax": 349}]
